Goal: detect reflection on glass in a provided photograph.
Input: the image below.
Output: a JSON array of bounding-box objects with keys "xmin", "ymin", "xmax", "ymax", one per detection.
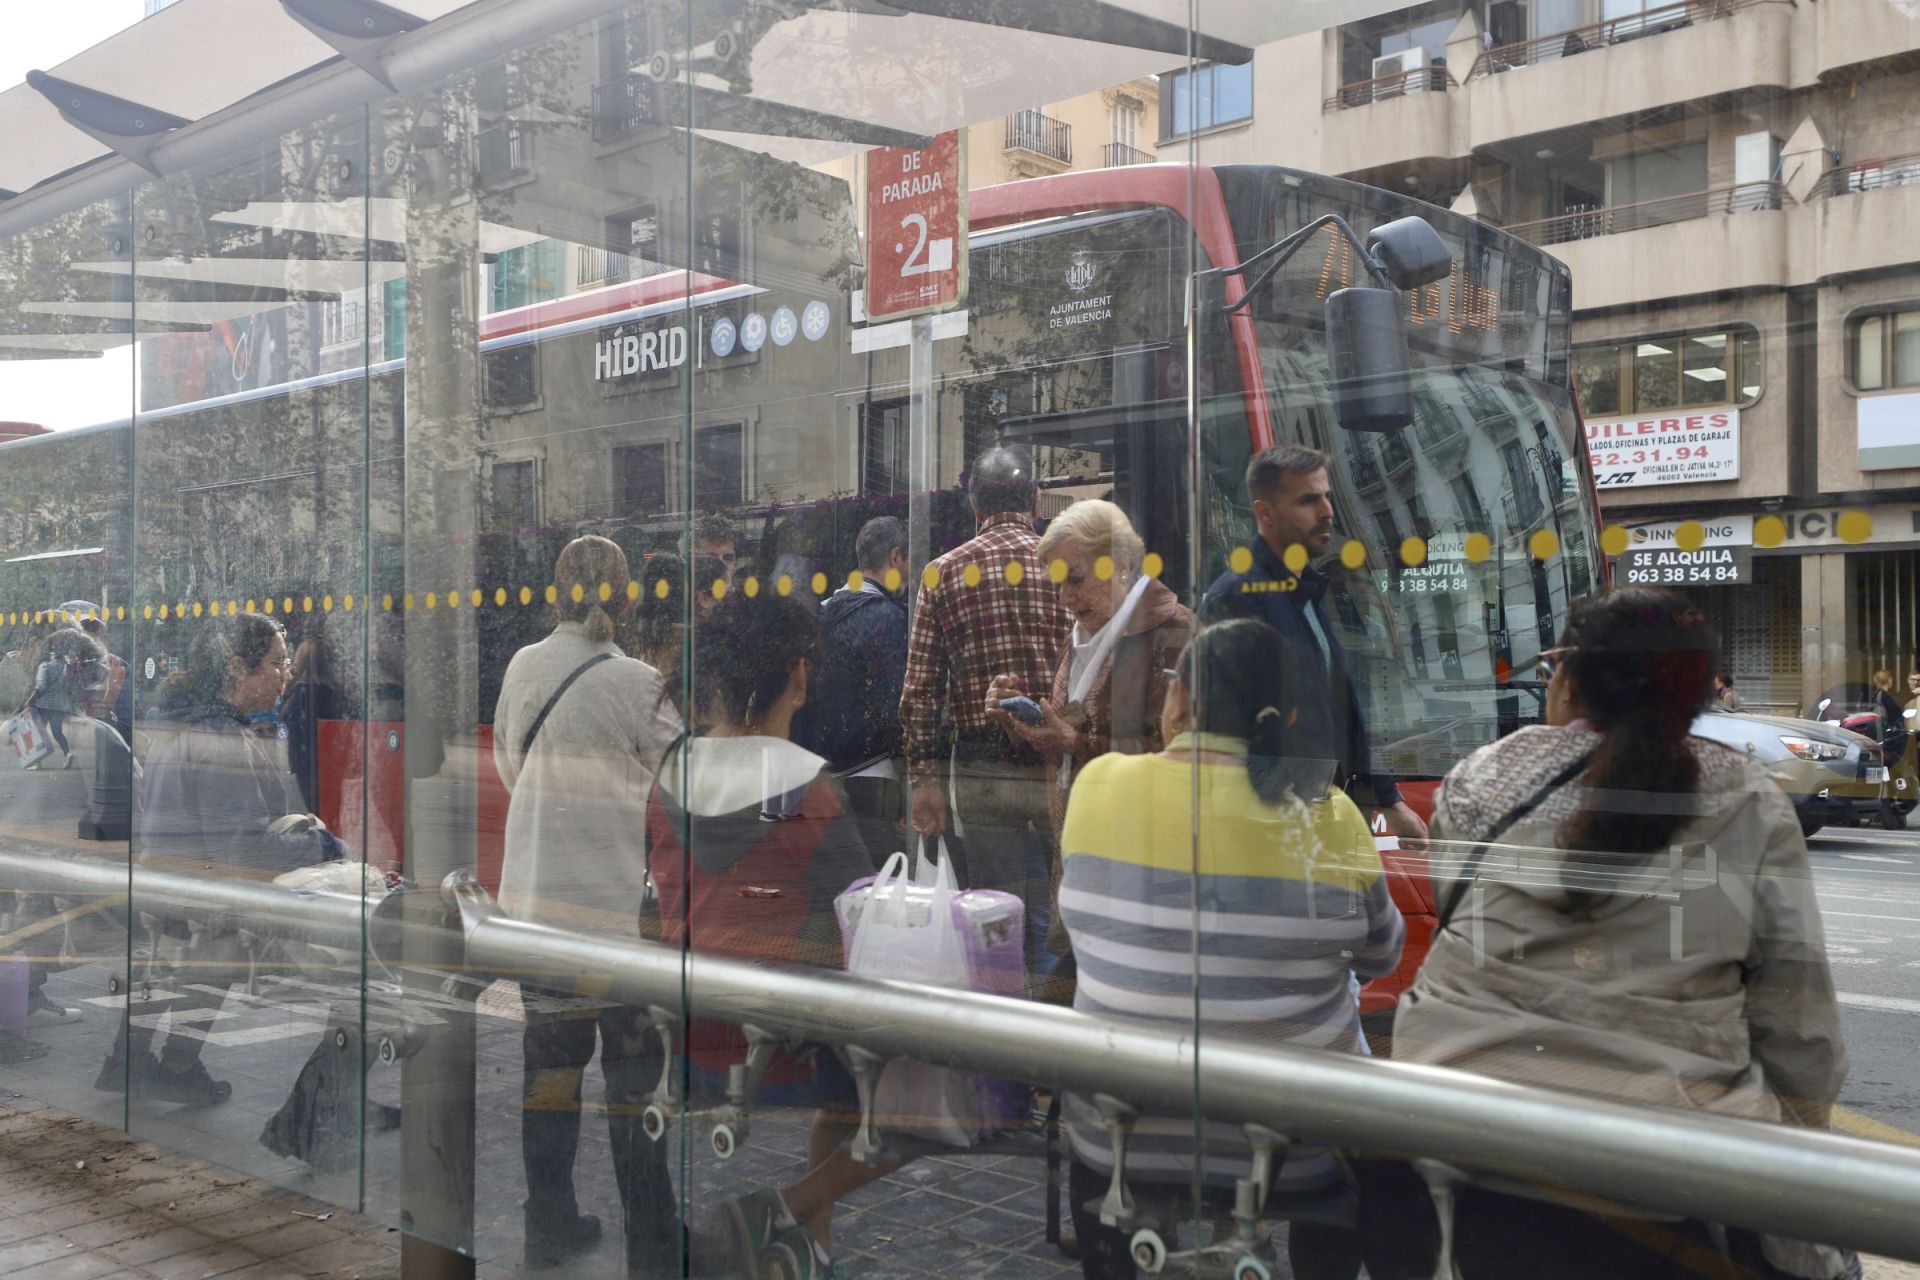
[{"xmin": 1682, "ymin": 333, "xmax": 1728, "ymax": 407}]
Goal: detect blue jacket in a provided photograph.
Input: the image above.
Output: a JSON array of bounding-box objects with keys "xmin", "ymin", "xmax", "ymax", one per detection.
[
  {"xmin": 794, "ymin": 585, "xmax": 909, "ymax": 773},
  {"xmin": 1200, "ymin": 538, "xmax": 1401, "ymax": 809}
]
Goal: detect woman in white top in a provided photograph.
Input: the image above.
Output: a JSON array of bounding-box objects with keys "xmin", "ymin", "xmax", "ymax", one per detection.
[{"xmin": 491, "ymin": 534, "xmax": 683, "ymax": 1275}]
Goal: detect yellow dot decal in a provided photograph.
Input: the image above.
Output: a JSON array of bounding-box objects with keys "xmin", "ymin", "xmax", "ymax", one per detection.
[
  {"xmin": 592, "ymin": 583, "xmax": 607, "ymax": 603},
  {"xmin": 192, "ymin": 602, "xmax": 203, "ymax": 618},
  {"xmin": 468, "ymin": 589, "xmax": 481, "ymax": 608},
  {"xmin": 497, "ymin": 588, "xmax": 509, "ymax": 607},
  {"xmin": 403, "ymin": 593, "xmax": 415, "ymax": 611},
  {"xmin": 1093, "ymin": 556, "xmax": 1114, "ymax": 582},
  {"xmin": 570, "ymin": 583, "xmax": 584, "ymax": 605},
  {"xmin": 744, "ymin": 576, "xmax": 761, "ymax": 598},
  {"xmin": 712, "ymin": 578, "xmax": 728, "ymax": 600},
  {"xmin": 777, "ymin": 575, "xmax": 794, "ymax": 597},
  {"xmin": 520, "ymin": 586, "xmax": 533, "ymax": 606},
  {"xmin": 1005, "ymin": 561, "xmax": 1025, "ymax": 586},
  {"xmin": 382, "ymin": 594, "xmax": 394, "ymax": 612},
  {"xmin": 144, "ymin": 606, "xmax": 153, "ymax": 620},
  {"xmin": 425, "ymin": 593, "xmax": 438, "ymax": 610},
  {"xmin": 1464, "ymin": 533, "xmax": 1492, "ymax": 564},
  {"xmin": 963, "ymin": 563, "xmax": 982, "ymax": 588},
  {"xmin": 1142, "ymin": 552, "xmax": 1165, "ymax": 579},
  {"xmin": 1837, "ymin": 511, "xmax": 1872, "ymax": 545},
  {"xmin": 1400, "ymin": 537, "xmax": 1428, "ymax": 568},
  {"xmin": 446, "ymin": 590, "xmax": 458, "ymax": 610},
  {"xmin": 1229, "ymin": 546, "xmax": 1254, "ymax": 574},
  {"xmin": 326, "ymin": 595, "xmax": 337, "ymax": 612},
  {"xmin": 544, "ymin": 585, "xmax": 557, "ymax": 605},
  {"xmin": 625, "ymin": 582, "xmax": 639, "ymax": 602},
  {"xmin": 161, "ymin": 605, "xmax": 171, "ymax": 620},
  {"xmin": 922, "ymin": 565, "xmax": 940, "ymax": 590},
  {"xmin": 246, "ymin": 600, "xmax": 258, "ymax": 614},
  {"xmin": 283, "ymin": 597, "xmax": 294, "ymax": 614},
  {"xmin": 1043, "ymin": 558, "xmax": 1067, "ymax": 585},
  {"xmin": 1600, "ymin": 525, "xmax": 1631, "ymax": 557},
  {"xmin": 848, "ymin": 570, "xmax": 866, "ymax": 592},
  {"xmin": 226, "ymin": 601, "xmax": 237, "ymax": 616},
  {"xmin": 655, "ymin": 578, "xmax": 671, "ymax": 599},
  {"xmin": 811, "ymin": 572, "xmax": 828, "ymax": 596},
  {"xmin": 1674, "ymin": 521, "xmax": 1706, "ymax": 552},
  {"xmin": 884, "ymin": 567, "xmax": 903, "ymax": 592},
  {"xmin": 1529, "ymin": 529, "xmax": 1560, "ymax": 561},
  {"xmin": 1753, "ymin": 515, "xmax": 1786, "ymax": 549},
  {"xmin": 1282, "ymin": 544, "xmax": 1309, "ymax": 575},
  {"xmin": 1340, "ymin": 539, "xmax": 1367, "ymax": 570}
]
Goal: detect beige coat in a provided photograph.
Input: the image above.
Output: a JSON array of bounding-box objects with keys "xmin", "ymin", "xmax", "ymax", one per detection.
[{"xmin": 1395, "ymin": 724, "xmax": 1847, "ymax": 1129}]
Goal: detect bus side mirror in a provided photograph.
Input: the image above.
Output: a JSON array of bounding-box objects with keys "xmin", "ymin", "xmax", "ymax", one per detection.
[
  {"xmin": 1369, "ymin": 217, "xmax": 1452, "ymax": 290},
  {"xmin": 1326, "ymin": 286, "xmax": 1413, "ymax": 432}
]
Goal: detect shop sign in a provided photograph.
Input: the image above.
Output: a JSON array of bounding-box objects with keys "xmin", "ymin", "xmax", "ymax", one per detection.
[
  {"xmin": 1619, "ymin": 545, "xmax": 1752, "ymax": 587},
  {"xmin": 594, "ymin": 321, "xmax": 689, "ymax": 383},
  {"xmin": 1618, "ymin": 516, "xmax": 1753, "ymax": 549},
  {"xmin": 1583, "ymin": 408, "xmax": 1739, "ymax": 489}
]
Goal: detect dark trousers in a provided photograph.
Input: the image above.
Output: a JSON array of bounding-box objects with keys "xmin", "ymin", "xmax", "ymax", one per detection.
[
  {"xmin": 1357, "ymin": 1160, "xmax": 1805, "ymax": 1280},
  {"xmin": 842, "ymin": 772, "xmax": 903, "ymax": 869},
  {"xmin": 947, "ymin": 753, "xmax": 1056, "ymax": 987},
  {"xmin": 1068, "ymin": 1159, "xmax": 1361, "ymax": 1280},
  {"xmin": 520, "ymin": 991, "xmax": 678, "ymax": 1270},
  {"xmin": 40, "ymin": 710, "xmax": 69, "ymax": 756}
]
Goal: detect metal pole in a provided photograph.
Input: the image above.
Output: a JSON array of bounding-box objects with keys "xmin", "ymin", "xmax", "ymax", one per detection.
[{"xmin": 905, "ymin": 314, "xmax": 936, "ymax": 593}]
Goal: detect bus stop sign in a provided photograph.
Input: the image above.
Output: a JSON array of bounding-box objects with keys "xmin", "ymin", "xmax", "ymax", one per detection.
[{"xmin": 865, "ymin": 131, "xmax": 967, "ymax": 321}]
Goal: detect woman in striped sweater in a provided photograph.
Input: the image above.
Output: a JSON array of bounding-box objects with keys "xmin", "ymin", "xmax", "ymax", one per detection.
[{"xmin": 1057, "ymin": 618, "xmax": 1403, "ymax": 1280}]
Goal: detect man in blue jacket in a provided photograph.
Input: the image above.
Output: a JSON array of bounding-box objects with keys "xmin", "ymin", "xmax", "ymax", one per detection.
[
  {"xmin": 1199, "ymin": 444, "xmax": 1428, "ymax": 851},
  {"xmin": 796, "ymin": 516, "xmax": 910, "ymax": 865}
]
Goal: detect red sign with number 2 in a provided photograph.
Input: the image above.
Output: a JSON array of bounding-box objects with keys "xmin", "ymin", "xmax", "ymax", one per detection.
[{"xmin": 865, "ymin": 130, "xmax": 967, "ymax": 322}]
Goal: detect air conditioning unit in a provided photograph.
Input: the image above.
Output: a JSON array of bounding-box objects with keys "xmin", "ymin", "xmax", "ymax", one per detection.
[{"xmin": 1371, "ymin": 47, "xmax": 1431, "ymax": 99}]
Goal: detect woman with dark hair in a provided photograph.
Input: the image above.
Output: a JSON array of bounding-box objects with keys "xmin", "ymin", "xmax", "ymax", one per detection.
[
  {"xmin": 1369, "ymin": 587, "xmax": 1849, "ymax": 1280},
  {"xmin": 98, "ymin": 611, "xmax": 342, "ymax": 1107},
  {"xmin": 647, "ymin": 592, "xmax": 894, "ymax": 1279},
  {"xmin": 1058, "ymin": 617, "xmax": 1402, "ymax": 1280},
  {"xmin": 21, "ymin": 626, "xmax": 105, "ymax": 769}
]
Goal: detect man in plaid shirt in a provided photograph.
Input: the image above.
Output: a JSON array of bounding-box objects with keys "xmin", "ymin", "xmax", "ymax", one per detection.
[{"xmin": 901, "ymin": 445, "xmax": 1070, "ymax": 976}]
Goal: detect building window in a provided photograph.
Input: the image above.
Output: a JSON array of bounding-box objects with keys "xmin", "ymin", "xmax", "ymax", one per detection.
[
  {"xmin": 483, "ymin": 346, "xmax": 539, "ymax": 406},
  {"xmin": 1573, "ymin": 328, "xmax": 1760, "ymax": 416},
  {"xmin": 1112, "ymin": 96, "xmax": 1143, "ymax": 151},
  {"xmin": 487, "ymin": 459, "xmax": 538, "ymax": 531},
  {"xmin": 862, "ymin": 401, "xmax": 909, "ymax": 496},
  {"xmin": 694, "ymin": 424, "xmax": 745, "ymax": 509},
  {"xmin": 1850, "ymin": 307, "xmax": 1920, "ymax": 392},
  {"xmin": 615, "ymin": 443, "xmax": 669, "ymax": 515},
  {"xmin": 491, "ymin": 238, "xmax": 565, "ymax": 313},
  {"xmin": 1161, "ymin": 62, "xmax": 1252, "ymax": 138}
]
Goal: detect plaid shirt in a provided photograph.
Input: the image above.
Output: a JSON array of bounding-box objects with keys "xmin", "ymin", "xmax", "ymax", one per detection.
[{"xmin": 901, "ymin": 512, "xmax": 1070, "ymax": 785}]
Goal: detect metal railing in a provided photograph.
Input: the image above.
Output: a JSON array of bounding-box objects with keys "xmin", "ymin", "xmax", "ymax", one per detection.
[
  {"xmin": 1004, "ymin": 110, "xmax": 1072, "ymax": 164},
  {"xmin": 1504, "ymin": 180, "xmax": 1788, "ymax": 246},
  {"xmin": 1101, "ymin": 142, "xmax": 1154, "ymax": 167},
  {"xmin": 1467, "ymin": 0, "xmax": 1788, "ymax": 79},
  {"xmin": 576, "ymin": 246, "xmax": 630, "ymax": 287},
  {"xmin": 1322, "ymin": 64, "xmax": 1454, "ymax": 111},
  {"xmin": 592, "ymin": 73, "xmax": 658, "ymax": 142},
  {"xmin": 475, "ymin": 122, "xmax": 527, "ymax": 180},
  {"xmin": 6, "ymin": 844, "xmax": 1920, "ymax": 1263},
  {"xmin": 1814, "ymin": 152, "xmax": 1920, "ymax": 198}
]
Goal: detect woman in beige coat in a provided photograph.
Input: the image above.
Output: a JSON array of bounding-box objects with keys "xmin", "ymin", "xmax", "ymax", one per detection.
[{"xmin": 1369, "ymin": 586, "xmax": 1851, "ymax": 1280}]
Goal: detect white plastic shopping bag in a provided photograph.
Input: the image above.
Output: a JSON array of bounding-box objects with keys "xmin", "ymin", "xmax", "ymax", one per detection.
[
  {"xmin": 843, "ymin": 844, "xmax": 987, "ymax": 1145},
  {"xmin": 5, "ymin": 712, "xmax": 50, "ymax": 769}
]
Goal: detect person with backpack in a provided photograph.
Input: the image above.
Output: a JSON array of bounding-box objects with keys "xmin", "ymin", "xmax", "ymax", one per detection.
[
  {"xmin": 492, "ymin": 534, "xmax": 684, "ymax": 1275},
  {"xmin": 22, "ymin": 626, "xmax": 106, "ymax": 770},
  {"xmin": 795, "ymin": 515, "xmax": 910, "ymax": 865}
]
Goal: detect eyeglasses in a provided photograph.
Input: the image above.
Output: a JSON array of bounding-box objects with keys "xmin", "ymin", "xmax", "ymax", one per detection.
[{"xmin": 1535, "ymin": 645, "xmax": 1576, "ymax": 684}]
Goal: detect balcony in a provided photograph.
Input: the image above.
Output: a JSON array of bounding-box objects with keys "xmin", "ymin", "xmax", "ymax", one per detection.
[
  {"xmin": 592, "ymin": 74, "xmax": 659, "ymax": 143},
  {"xmin": 1460, "ymin": 0, "xmax": 1792, "ymax": 152},
  {"xmin": 1805, "ymin": 158, "xmax": 1920, "ymax": 281},
  {"xmin": 1507, "ymin": 183, "xmax": 1790, "ymax": 310},
  {"xmin": 476, "ymin": 123, "xmax": 529, "ymax": 182},
  {"xmin": 1004, "ymin": 110, "xmax": 1072, "ymax": 167},
  {"xmin": 1813, "ymin": 152, "xmax": 1920, "ymax": 198},
  {"xmin": 1102, "ymin": 142, "xmax": 1154, "ymax": 168},
  {"xmin": 1323, "ymin": 64, "xmax": 1453, "ymax": 111},
  {"xmin": 576, "ymin": 246, "xmax": 631, "ymax": 288}
]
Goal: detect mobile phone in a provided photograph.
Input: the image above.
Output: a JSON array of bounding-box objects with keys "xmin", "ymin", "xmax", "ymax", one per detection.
[{"xmin": 999, "ymin": 695, "xmax": 1045, "ymax": 726}]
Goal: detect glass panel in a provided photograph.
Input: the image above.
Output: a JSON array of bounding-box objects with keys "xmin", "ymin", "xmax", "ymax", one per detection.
[
  {"xmin": 0, "ymin": 196, "xmax": 137, "ymax": 1136},
  {"xmin": 1633, "ymin": 337, "xmax": 1680, "ymax": 410},
  {"xmin": 1574, "ymin": 346, "xmax": 1622, "ymax": 415},
  {"xmin": 126, "ymin": 108, "xmax": 372, "ymax": 1205},
  {"xmin": 1682, "ymin": 332, "xmax": 1730, "ymax": 406},
  {"xmin": 1736, "ymin": 328, "xmax": 1762, "ymax": 402},
  {"xmin": 1894, "ymin": 311, "xmax": 1920, "ymax": 388},
  {"xmin": 1856, "ymin": 315, "xmax": 1886, "ymax": 390}
]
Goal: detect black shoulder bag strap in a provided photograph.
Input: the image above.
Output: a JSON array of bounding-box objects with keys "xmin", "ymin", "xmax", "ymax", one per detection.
[
  {"xmin": 520, "ymin": 652, "xmax": 616, "ymax": 757},
  {"xmin": 1437, "ymin": 752, "xmax": 1594, "ymax": 934}
]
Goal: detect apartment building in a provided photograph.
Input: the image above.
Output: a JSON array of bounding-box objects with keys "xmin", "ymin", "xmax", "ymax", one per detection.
[{"xmin": 1179, "ymin": 0, "xmax": 1920, "ymax": 710}]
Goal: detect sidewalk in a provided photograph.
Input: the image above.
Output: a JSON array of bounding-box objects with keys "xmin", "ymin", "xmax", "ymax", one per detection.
[{"xmin": 0, "ymin": 1094, "xmax": 402, "ymax": 1280}]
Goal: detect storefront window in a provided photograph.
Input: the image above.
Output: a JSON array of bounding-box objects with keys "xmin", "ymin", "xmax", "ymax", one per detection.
[{"xmin": 1852, "ymin": 306, "xmax": 1920, "ymax": 391}]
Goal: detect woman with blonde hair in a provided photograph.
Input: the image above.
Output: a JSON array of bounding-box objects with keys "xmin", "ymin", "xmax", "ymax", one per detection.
[
  {"xmin": 985, "ymin": 499, "xmax": 1191, "ymax": 999},
  {"xmin": 491, "ymin": 533, "xmax": 684, "ymax": 1273}
]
